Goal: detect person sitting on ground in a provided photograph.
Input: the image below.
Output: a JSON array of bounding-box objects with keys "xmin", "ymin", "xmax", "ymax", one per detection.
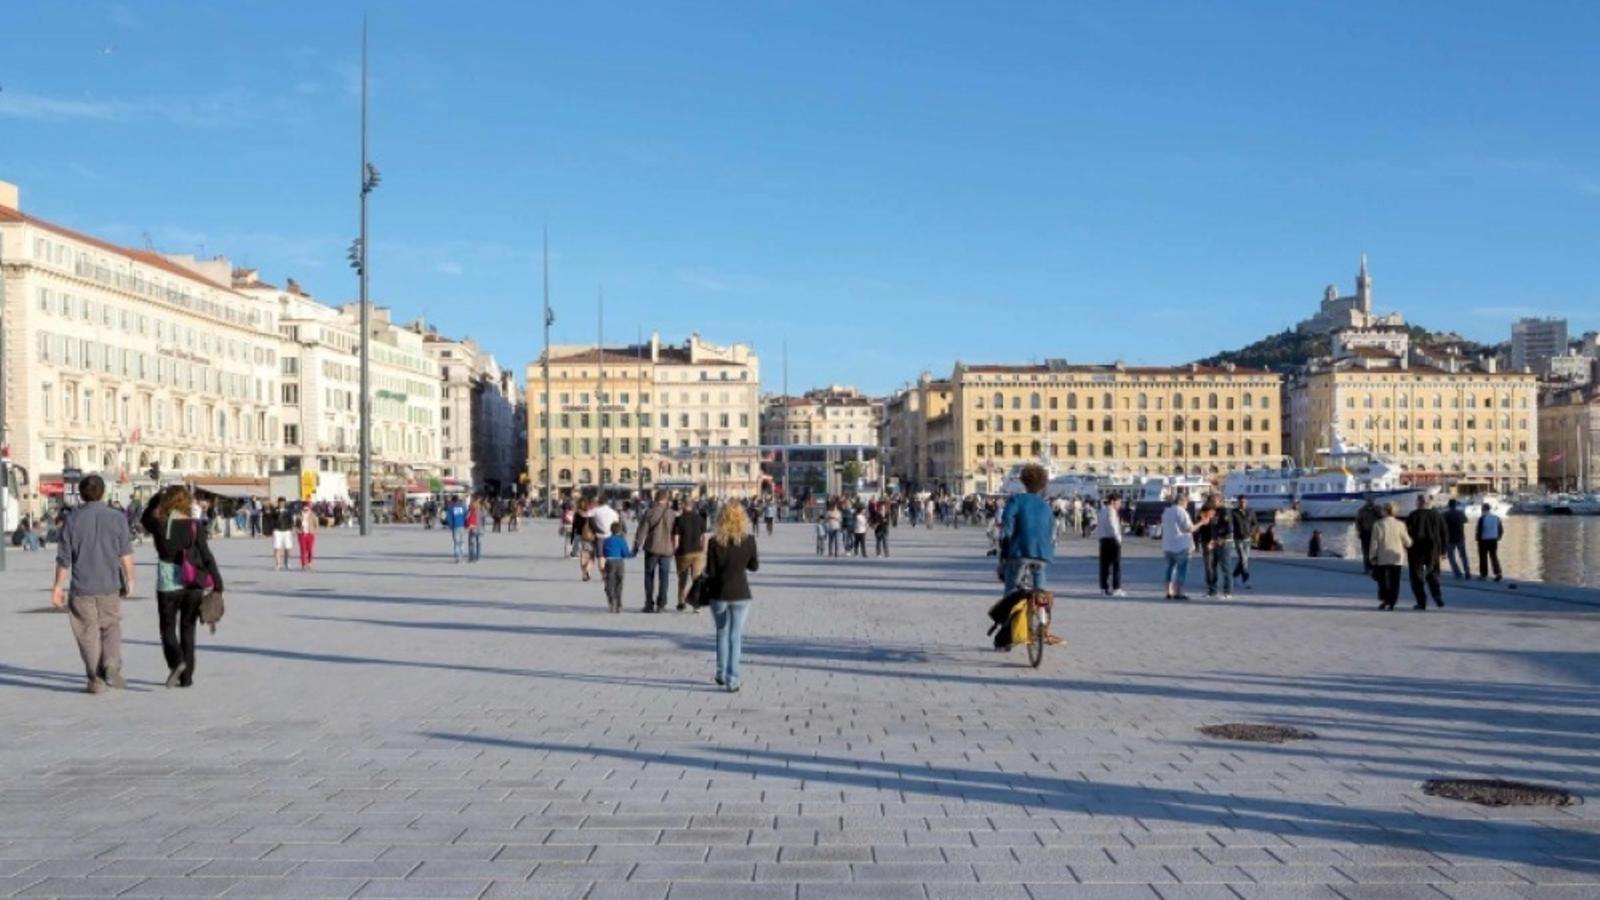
[{"xmin": 1255, "ymin": 524, "xmax": 1282, "ymax": 552}]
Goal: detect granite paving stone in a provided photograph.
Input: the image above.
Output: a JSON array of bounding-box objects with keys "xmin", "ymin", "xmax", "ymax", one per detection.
[{"xmin": 1, "ymin": 524, "xmax": 1597, "ymax": 900}]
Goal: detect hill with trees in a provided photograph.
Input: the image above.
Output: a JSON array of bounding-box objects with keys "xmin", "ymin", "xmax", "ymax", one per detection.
[{"xmin": 1198, "ymin": 325, "xmax": 1501, "ymax": 373}]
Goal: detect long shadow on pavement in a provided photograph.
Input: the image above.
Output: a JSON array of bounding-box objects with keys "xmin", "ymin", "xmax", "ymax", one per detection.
[{"xmin": 417, "ymin": 732, "xmax": 1600, "ymax": 870}]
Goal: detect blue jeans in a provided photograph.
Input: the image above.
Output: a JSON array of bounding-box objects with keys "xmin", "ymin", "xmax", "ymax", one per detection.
[
  {"xmin": 1163, "ymin": 550, "xmax": 1190, "ymax": 590},
  {"xmin": 451, "ymin": 528, "xmax": 465, "ymax": 562},
  {"xmin": 712, "ymin": 600, "xmax": 751, "ymax": 687},
  {"xmin": 643, "ymin": 553, "xmax": 671, "ymax": 609},
  {"xmin": 467, "ymin": 530, "xmax": 482, "ymax": 562},
  {"xmin": 1446, "ymin": 540, "xmax": 1471, "ymax": 578},
  {"xmin": 1003, "ymin": 558, "xmax": 1048, "ymax": 595}
]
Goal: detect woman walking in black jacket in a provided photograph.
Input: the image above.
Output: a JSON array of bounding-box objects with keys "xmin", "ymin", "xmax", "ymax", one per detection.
[
  {"xmin": 706, "ymin": 503, "xmax": 759, "ymax": 692},
  {"xmin": 141, "ymin": 486, "xmax": 224, "ymax": 688}
]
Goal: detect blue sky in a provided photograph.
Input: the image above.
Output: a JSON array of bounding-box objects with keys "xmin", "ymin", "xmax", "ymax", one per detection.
[{"xmin": 3, "ymin": 1, "xmax": 1597, "ymax": 394}]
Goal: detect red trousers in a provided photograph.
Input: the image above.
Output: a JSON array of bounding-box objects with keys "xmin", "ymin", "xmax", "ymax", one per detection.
[{"xmin": 298, "ymin": 533, "xmax": 316, "ymax": 567}]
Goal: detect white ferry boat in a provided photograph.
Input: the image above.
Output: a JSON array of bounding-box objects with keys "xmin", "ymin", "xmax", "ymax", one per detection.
[
  {"xmin": 1222, "ymin": 461, "xmax": 1305, "ymax": 513},
  {"xmin": 1295, "ymin": 442, "xmax": 1436, "ymax": 520},
  {"xmin": 998, "ymin": 459, "xmax": 1062, "ymax": 495},
  {"xmin": 1044, "ymin": 473, "xmax": 1100, "ymax": 501}
]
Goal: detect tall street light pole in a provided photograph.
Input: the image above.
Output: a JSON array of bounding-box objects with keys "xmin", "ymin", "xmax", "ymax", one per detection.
[
  {"xmin": 596, "ymin": 288, "xmax": 604, "ymax": 501},
  {"xmin": 0, "ymin": 227, "xmax": 9, "ymax": 572},
  {"xmin": 541, "ymin": 229, "xmax": 553, "ymax": 516},
  {"xmin": 355, "ymin": 16, "xmax": 381, "ymax": 535}
]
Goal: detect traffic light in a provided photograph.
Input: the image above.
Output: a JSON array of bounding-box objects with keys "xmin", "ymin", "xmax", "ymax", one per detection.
[{"xmin": 147, "ymin": 462, "xmax": 161, "ymax": 481}]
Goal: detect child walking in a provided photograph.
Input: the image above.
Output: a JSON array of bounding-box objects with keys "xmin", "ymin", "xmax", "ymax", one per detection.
[{"xmin": 600, "ymin": 522, "xmax": 634, "ymax": 613}]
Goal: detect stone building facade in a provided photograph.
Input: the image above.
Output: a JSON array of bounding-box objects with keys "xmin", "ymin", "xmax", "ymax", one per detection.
[
  {"xmin": 2, "ymin": 182, "xmax": 283, "ymax": 511},
  {"xmin": 1288, "ymin": 348, "xmax": 1538, "ymax": 492},
  {"xmin": 527, "ymin": 333, "xmax": 760, "ymax": 498},
  {"xmin": 949, "ymin": 360, "xmax": 1282, "ymax": 495}
]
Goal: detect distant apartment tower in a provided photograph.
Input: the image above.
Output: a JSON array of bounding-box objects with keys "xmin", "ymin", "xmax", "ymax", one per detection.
[{"xmin": 1511, "ymin": 317, "xmax": 1567, "ymax": 373}]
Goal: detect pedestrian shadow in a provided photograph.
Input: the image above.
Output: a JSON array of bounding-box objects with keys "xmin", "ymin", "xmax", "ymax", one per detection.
[
  {"xmin": 284, "ymin": 613, "xmax": 943, "ymax": 665},
  {"xmin": 416, "ymin": 732, "xmax": 1600, "ymax": 870},
  {"xmin": 254, "ymin": 590, "xmax": 596, "ymax": 616},
  {"xmin": 120, "ymin": 640, "xmax": 713, "ymax": 691},
  {"xmin": 0, "ymin": 663, "xmax": 102, "ymax": 694}
]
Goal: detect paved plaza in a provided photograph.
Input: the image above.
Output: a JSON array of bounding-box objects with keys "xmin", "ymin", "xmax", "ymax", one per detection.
[{"xmin": 1, "ymin": 520, "xmax": 1598, "ymax": 899}]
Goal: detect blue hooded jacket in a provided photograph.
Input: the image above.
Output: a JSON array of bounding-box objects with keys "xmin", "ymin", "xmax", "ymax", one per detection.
[{"xmin": 1000, "ymin": 492, "xmax": 1055, "ymax": 561}]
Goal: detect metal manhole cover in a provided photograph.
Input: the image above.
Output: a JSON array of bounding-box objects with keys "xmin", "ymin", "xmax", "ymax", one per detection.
[
  {"xmin": 1198, "ymin": 723, "xmax": 1317, "ymax": 743},
  {"xmin": 1422, "ymin": 779, "xmax": 1578, "ymax": 807}
]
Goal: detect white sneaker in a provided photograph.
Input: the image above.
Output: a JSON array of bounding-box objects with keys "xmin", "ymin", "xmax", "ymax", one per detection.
[{"xmin": 1112, "ymin": 589, "xmax": 1127, "ymax": 597}]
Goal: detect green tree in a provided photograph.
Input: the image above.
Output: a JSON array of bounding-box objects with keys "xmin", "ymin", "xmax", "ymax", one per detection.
[{"xmin": 840, "ymin": 460, "xmax": 864, "ymax": 489}]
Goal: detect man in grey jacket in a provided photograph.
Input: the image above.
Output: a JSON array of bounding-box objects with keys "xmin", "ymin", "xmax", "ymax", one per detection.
[
  {"xmin": 50, "ymin": 475, "xmax": 136, "ymax": 693},
  {"xmin": 633, "ymin": 491, "xmax": 677, "ymax": 613}
]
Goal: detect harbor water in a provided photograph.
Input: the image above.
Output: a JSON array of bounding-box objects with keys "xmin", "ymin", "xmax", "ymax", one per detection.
[{"xmin": 1274, "ymin": 516, "xmax": 1600, "ymax": 589}]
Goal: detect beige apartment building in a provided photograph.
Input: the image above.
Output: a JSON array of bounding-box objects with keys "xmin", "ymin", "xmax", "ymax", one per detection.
[
  {"xmin": 527, "ymin": 333, "xmax": 760, "ymax": 498},
  {"xmin": 1537, "ymin": 385, "xmax": 1599, "ymax": 490},
  {"xmin": 948, "ymin": 360, "xmax": 1282, "ymax": 495},
  {"xmin": 883, "ymin": 373, "xmax": 954, "ymax": 492},
  {"xmin": 760, "ymin": 385, "xmax": 881, "ymax": 447},
  {"xmin": 233, "ymin": 272, "xmax": 442, "ymax": 491},
  {"xmin": 1, "ymin": 181, "xmax": 283, "ymax": 511},
  {"xmin": 1288, "ymin": 348, "xmax": 1538, "ymax": 492}
]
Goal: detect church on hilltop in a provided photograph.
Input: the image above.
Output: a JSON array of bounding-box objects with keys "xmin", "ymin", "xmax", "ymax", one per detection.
[{"xmin": 1296, "ymin": 255, "xmax": 1405, "ymax": 336}]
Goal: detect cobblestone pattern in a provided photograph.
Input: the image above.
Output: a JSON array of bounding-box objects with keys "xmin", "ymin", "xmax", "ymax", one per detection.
[{"xmin": 1, "ymin": 520, "xmax": 1597, "ymax": 899}]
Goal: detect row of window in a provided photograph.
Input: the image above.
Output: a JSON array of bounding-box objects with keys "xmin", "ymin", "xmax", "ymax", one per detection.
[
  {"xmin": 1345, "ymin": 415, "xmax": 1529, "ymax": 431},
  {"xmin": 538, "ymin": 435, "xmax": 755, "ymax": 456},
  {"xmin": 35, "ymin": 286, "xmax": 276, "ymax": 365},
  {"xmin": 538, "ymin": 411, "xmax": 752, "ymax": 429},
  {"xmin": 976, "ymin": 414, "xmax": 1273, "ymax": 435},
  {"xmin": 37, "ymin": 380, "xmax": 275, "ymax": 445},
  {"xmin": 32, "ymin": 238, "xmax": 272, "ymax": 332},
  {"xmin": 973, "ymin": 391, "xmax": 1273, "ymax": 412},
  {"xmin": 36, "ymin": 330, "xmax": 271, "ymax": 404},
  {"xmin": 977, "ymin": 438, "xmax": 1275, "ymax": 459},
  {"xmin": 1342, "ymin": 392, "xmax": 1530, "ymax": 410}
]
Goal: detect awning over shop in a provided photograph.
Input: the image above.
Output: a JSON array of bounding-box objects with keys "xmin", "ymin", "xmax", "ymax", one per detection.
[{"xmin": 189, "ymin": 480, "xmax": 268, "ymax": 500}]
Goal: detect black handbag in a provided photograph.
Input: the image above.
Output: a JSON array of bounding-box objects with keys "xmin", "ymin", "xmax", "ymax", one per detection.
[{"xmin": 686, "ymin": 561, "xmax": 721, "ymax": 609}]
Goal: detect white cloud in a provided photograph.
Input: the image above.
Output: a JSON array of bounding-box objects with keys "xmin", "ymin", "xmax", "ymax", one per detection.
[
  {"xmin": 0, "ymin": 91, "xmax": 120, "ymax": 122},
  {"xmin": 677, "ymin": 267, "xmax": 768, "ymax": 294},
  {"xmin": 436, "ymin": 261, "xmax": 464, "ymax": 276},
  {"xmin": 0, "ymin": 88, "xmax": 310, "ymax": 129}
]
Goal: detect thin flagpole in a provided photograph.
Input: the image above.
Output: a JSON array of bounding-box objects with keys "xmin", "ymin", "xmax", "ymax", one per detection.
[{"xmin": 541, "ymin": 228, "xmax": 553, "ymax": 515}]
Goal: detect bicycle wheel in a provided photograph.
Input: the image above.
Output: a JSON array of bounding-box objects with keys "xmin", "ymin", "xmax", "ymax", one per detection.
[{"xmin": 1026, "ymin": 604, "xmax": 1046, "ymax": 668}]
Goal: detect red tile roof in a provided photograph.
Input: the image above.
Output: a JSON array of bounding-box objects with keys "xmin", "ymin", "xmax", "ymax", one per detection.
[
  {"xmin": 961, "ymin": 362, "xmax": 1275, "ymax": 377},
  {"xmin": 0, "ymin": 203, "xmax": 240, "ymax": 295}
]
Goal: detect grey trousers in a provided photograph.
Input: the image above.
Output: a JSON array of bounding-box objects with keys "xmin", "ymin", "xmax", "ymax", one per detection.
[
  {"xmin": 68, "ymin": 593, "xmax": 122, "ymax": 682},
  {"xmin": 603, "ymin": 562, "xmax": 626, "ymax": 609}
]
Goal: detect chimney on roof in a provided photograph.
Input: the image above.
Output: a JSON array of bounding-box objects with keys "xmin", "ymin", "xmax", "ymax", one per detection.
[
  {"xmin": 650, "ymin": 330, "xmax": 660, "ymax": 363},
  {"xmin": 0, "ymin": 180, "xmax": 18, "ymax": 210},
  {"xmin": 286, "ymin": 277, "xmax": 302, "ymax": 295}
]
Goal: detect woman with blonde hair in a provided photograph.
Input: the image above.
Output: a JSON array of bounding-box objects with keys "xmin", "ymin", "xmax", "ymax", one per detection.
[
  {"xmin": 705, "ymin": 501, "xmax": 760, "ymax": 692},
  {"xmin": 140, "ymin": 485, "xmax": 224, "ymax": 688}
]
